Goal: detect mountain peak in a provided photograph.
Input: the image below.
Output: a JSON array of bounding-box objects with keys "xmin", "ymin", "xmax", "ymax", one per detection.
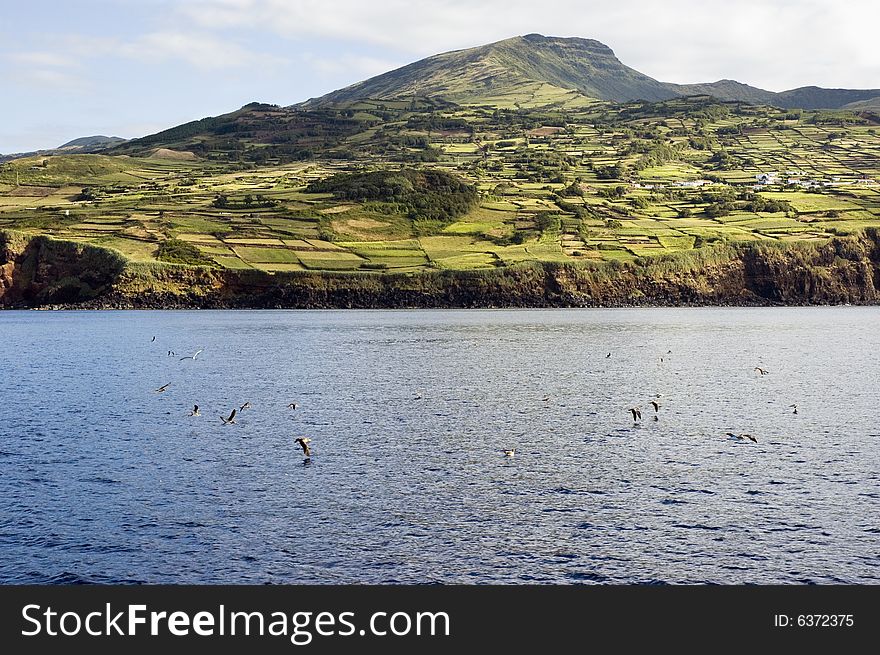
[
  {"xmin": 520, "ymin": 33, "xmax": 615, "ymax": 53},
  {"xmin": 303, "ymin": 34, "xmax": 672, "ymax": 107}
]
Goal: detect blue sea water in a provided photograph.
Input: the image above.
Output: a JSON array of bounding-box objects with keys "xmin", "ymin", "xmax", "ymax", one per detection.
[{"xmin": 0, "ymin": 307, "xmax": 878, "ymax": 584}]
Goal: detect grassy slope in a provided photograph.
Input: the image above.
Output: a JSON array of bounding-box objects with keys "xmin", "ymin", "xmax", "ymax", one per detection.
[
  {"xmin": 1, "ymin": 96, "xmax": 879, "ymax": 279},
  {"xmin": 303, "ymin": 35, "xmax": 676, "ymax": 107}
]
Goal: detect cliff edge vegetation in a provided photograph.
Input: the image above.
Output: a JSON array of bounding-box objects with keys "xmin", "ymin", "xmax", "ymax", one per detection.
[{"xmin": 3, "ymin": 228, "xmax": 878, "ymax": 308}]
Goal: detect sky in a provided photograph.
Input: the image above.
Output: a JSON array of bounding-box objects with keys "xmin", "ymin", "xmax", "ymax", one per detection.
[{"xmin": 1, "ymin": 0, "xmax": 878, "ymax": 153}]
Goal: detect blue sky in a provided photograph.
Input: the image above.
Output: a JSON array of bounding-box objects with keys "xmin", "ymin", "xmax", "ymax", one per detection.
[{"xmin": 2, "ymin": 0, "xmax": 877, "ymax": 153}]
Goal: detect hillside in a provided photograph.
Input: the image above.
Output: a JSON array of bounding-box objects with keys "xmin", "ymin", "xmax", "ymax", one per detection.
[
  {"xmin": 57, "ymin": 135, "xmax": 127, "ymax": 150},
  {"xmin": 1, "ymin": 135, "xmax": 128, "ymax": 164},
  {"xmin": 303, "ymin": 34, "xmax": 676, "ymax": 107},
  {"xmin": 775, "ymin": 87, "xmax": 880, "ymax": 110},
  {"xmin": 303, "ymin": 34, "xmax": 880, "ymax": 111},
  {"xmin": 65, "ymin": 35, "xmax": 880, "ymax": 163},
  {"xmin": 669, "ymin": 80, "xmax": 775, "ymax": 105},
  {"xmin": 2, "ymin": 34, "xmax": 880, "ymax": 309}
]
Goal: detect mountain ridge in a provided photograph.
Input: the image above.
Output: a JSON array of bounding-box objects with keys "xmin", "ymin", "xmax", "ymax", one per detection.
[
  {"xmin": 1, "ymin": 135, "xmax": 127, "ymax": 163},
  {"xmin": 301, "ymin": 34, "xmax": 880, "ymax": 111}
]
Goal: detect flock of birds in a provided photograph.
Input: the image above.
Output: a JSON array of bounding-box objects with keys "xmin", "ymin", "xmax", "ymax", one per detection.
[
  {"xmin": 151, "ymin": 337, "xmax": 797, "ymax": 462},
  {"xmin": 151, "ymin": 337, "xmax": 313, "ymax": 461},
  {"xmin": 500, "ymin": 354, "xmax": 799, "ymax": 455}
]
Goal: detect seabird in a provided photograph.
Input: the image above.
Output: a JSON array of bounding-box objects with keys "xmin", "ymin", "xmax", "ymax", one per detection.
[
  {"xmin": 754, "ymin": 367, "xmax": 769, "ymax": 376},
  {"xmin": 651, "ymin": 400, "xmax": 660, "ymax": 413},
  {"xmin": 542, "ymin": 395, "xmax": 552, "ymax": 402},
  {"xmin": 606, "ymin": 352, "xmax": 612, "ymax": 358},
  {"xmin": 726, "ymin": 432, "xmax": 758, "ymax": 443},
  {"xmin": 501, "ymin": 448, "xmax": 517, "ymax": 457},
  {"xmin": 189, "ymin": 405, "xmax": 200, "ymax": 416},
  {"xmin": 630, "ymin": 407, "xmax": 642, "ymax": 421},
  {"xmin": 180, "ymin": 349, "xmax": 203, "ymax": 361},
  {"xmin": 240, "ymin": 401, "xmax": 252, "ymax": 411},
  {"xmin": 295, "ymin": 437, "xmax": 312, "ymax": 458},
  {"xmin": 789, "ymin": 404, "xmax": 798, "ymax": 414},
  {"xmin": 155, "ymin": 383, "xmax": 171, "ymax": 393},
  {"xmin": 221, "ymin": 409, "xmax": 237, "ymax": 425},
  {"xmin": 287, "ymin": 403, "xmax": 298, "ymax": 410},
  {"xmin": 151, "ymin": 336, "xmax": 156, "ymax": 342},
  {"xmin": 167, "ymin": 350, "xmax": 176, "ymax": 356}
]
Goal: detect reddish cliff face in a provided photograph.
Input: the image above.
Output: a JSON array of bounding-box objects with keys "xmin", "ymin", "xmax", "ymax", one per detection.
[
  {"xmin": 2, "ymin": 229, "xmax": 880, "ymax": 309},
  {"xmin": 0, "ymin": 232, "xmax": 127, "ymax": 306}
]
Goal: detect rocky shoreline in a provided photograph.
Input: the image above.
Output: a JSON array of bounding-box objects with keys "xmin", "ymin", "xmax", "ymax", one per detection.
[{"xmin": 3, "ymin": 229, "xmax": 880, "ymax": 310}]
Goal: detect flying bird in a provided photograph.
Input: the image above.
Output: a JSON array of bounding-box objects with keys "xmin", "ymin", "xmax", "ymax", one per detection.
[
  {"xmin": 295, "ymin": 437, "xmax": 312, "ymax": 458},
  {"xmin": 151, "ymin": 336, "xmax": 156, "ymax": 342},
  {"xmin": 629, "ymin": 407, "xmax": 642, "ymax": 422},
  {"xmin": 606, "ymin": 352, "xmax": 612, "ymax": 358},
  {"xmin": 240, "ymin": 401, "xmax": 252, "ymax": 411},
  {"xmin": 180, "ymin": 349, "xmax": 203, "ymax": 361},
  {"xmin": 189, "ymin": 405, "xmax": 200, "ymax": 416},
  {"xmin": 789, "ymin": 404, "xmax": 798, "ymax": 414},
  {"xmin": 167, "ymin": 350, "xmax": 176, "ymax": 357},
  {"xmin": 650, "ymin": 401, "xmax": 660, "ymax": 413},
  {"xmin": 754, "ymin": 367, "xmax": 769, "ymax": 376},
  {"xmin": 287, "ymin": 402, "xmax": 298, "ymax": 410},
  {"xmin": 155, "ymin": 383, "xmax": 171, "ymax": 393},
  {"xmin": 726, "ymin": 432, "xmax": 758, "ymax": 443},
  {"xmin": 221, "ymin": 409, "xmax": 237, "ymax": 425},
  {"xmin": 501, "ymin": 448, "xmax": 517, "ymax": 457}
]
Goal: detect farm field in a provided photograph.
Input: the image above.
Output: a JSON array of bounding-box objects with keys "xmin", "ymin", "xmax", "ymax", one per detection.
[{"xmin": 2, "ymin": 97, "xmax": 879, "ymax": 273}]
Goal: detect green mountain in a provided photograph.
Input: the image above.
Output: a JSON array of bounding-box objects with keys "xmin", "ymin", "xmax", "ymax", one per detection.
[
  {"xmin": 0, "ymin": 135, "xmax": 128, "ymax": 163},
  {"xmin": 668, "ymin": 80, "xmax": 775, "ymax": 105},
  {"xmin": 774, "ymin": 86, "xmax": 880, "ymax": 110},
  {"xmin": 57, "ymin": 135, "xmax": 127, "ymax": 150},
  {"xmin": 303, "ymin": 34, "xmax": 880, "ymax": 111},
  {"xmin": 843, "ymin": 96, "xmax": 880, "ymax": 111},
  {"xmin": 302, "ymin": 34, "xmax": 676, "ymax": 107},
  {"xmin": 95, "ymin": 34, "xmax": 880, "ymax": 162}
]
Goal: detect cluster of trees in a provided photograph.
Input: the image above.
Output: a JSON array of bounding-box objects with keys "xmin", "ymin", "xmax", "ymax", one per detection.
[
  {"xmin": 698, "ymin": 189, "xmax": 792, "ymax": 218},
  {"xmin": 507, "ymin": 148, "xmax": 576, "ymax": 182},
  {"xmin": 597, "ymin": 185, "xmax": 627, "ymax": 199},
  {"xmin": 631, "ymin": 143, "xmax": 683, "ymax": 172},
  {"xmin": 557, "ymin": 180, "xmax": 584, "ymax": 197},
  {"xmin": 305, "ymin": 169, "xmax": 478, "ymax": 222},
  {"xmin": 594, "ymin": 164, "xmax": 624, "ymax": 180},
  {"xmin": 367, "ymin": 133, "xmax": 443, "ymax": 162},
  {"xmin": 405, "ymin": 114, "xmax": 472, "ymax": 133},
  {"xmin": 211, "ymin": 194, "xmax": 278, "ymax": 209}
]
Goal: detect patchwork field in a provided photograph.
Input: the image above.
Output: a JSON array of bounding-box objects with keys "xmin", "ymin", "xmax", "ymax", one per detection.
[{"xmin": 2, "ymin": 97, "xmax": 879, "ymax": 273}]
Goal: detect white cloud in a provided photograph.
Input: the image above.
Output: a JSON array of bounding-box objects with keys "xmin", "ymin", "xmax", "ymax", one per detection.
[
  {"xmin": 300, "ymin": 53, "xmax": 402, "ymax": 79},
  {"xmin": 175, "ymin": 0, "xmax": 880, "ymax": 90},
  {"xmin": 120, "ymin": 31, "xmax": 288, "ymax": 71},
  {"xmin": 10, "ymin": 52, "xmax": 78, "ymax": 68},
  {"xmin": 4, "ymin": 67, "xmax": 91, "ymax": 93},
  {"xmin": 26, "ymin": 30, "xmax": 286, "ymax": 74}
]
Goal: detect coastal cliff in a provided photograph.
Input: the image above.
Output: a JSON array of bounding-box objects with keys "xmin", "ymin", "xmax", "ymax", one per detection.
[{"xmin": 2, "ymin": 229, "xmax": 879, "ymax": 309}]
